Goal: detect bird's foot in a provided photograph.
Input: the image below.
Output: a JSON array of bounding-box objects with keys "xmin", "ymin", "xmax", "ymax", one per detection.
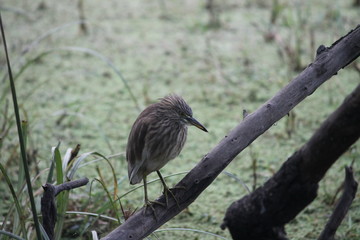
[
  {"xmin": 163, "ymin": 185, "xmax": 186, "ymax": 209},
  {"xmin": 143, "ymin": 200, "xmax": 165, "ymax": 220}
]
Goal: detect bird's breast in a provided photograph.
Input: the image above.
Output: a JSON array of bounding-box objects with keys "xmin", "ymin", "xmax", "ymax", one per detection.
[{"xmin": 145, "ymin": 124, "xmax": 188, "ymax": 171}]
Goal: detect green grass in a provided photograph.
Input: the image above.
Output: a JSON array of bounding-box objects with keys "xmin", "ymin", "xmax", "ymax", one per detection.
[
  {"xmin": 1, "ymin": 0, "xmax": 359, "ymax": 239},
  {"xmin": 0, "ymin": 10, "xmax": 42, "ymax": 239}
]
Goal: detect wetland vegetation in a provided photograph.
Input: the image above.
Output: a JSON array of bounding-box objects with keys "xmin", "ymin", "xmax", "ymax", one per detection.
[{"xmin": 1, "ymin": 0, "xmax": 359, "ymax": 239}]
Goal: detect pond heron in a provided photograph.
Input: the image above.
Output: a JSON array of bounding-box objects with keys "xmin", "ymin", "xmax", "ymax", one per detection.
[{"xmin": 126, "ymin": 94, "xmax": 208, "ymax": 215}]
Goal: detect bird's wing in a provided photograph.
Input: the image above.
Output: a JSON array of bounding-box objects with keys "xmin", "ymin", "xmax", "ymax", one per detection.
[{"xmin": 126, "ymin": 116, "xmax": 149, "ymax": 184}]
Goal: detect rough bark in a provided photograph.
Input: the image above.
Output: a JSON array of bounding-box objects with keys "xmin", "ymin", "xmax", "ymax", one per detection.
[
  {"xmin": 221, "ymin": 84, "xmax": 360, "ymax": 239},
  {"xmin": 101, "ymin": 25, "xmax": 360, "ymax": 240}
]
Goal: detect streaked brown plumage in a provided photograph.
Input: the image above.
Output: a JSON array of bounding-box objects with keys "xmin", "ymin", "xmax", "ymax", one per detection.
[{"xmin": 126, "ymin": 94, "xmax": 207, "ymax": 211}]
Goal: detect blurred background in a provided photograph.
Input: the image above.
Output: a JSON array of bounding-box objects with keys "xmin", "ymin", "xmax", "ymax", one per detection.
[{"xmin": 1, "ymin": 0, "xmax": 359, "ymax": 239}]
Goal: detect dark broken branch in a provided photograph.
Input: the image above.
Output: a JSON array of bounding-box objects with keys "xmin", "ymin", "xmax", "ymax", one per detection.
[
  {"xmin": 221, "ymin": 84, "xmax": 360, "ymax": 239},
  {"xmin": 318, "ymin": 167, "xmax": 358, "ymax": 240},
  {"xmin": 54, "ymin": 177, "xmax": 88, "ymax": 196},
  {"xmin": 41, "ymin": 177, "xmax": 89, "ymax": 239},
  {"xmin": 101, "ymin": 25, "xmax": 360, "ymax": 240}
]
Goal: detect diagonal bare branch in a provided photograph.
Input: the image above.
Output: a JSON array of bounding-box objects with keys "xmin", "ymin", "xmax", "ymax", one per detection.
[{"xmin": 102, "ymin": 25, "xmax": 360, "ymax": 240}]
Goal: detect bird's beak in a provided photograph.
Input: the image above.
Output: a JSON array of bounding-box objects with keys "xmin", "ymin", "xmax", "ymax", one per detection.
[{"xmin": 187, "ymin": 117, "xmax": 208, "ymax": 132}]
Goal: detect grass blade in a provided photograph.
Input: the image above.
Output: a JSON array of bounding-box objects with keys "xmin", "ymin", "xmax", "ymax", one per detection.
[
  {"xmin": 54, "ymin": 147, "xmax": 63, "ymax": 184},
  {"xmin": 77, "ymin": 152, "xmax": 124, "ymax": 168},
  {"xmin": 66, "ymin": 151, "xmax": 95, "ymax": 180},
  {"xmin": 46, "ymin": 148, "xmax": 56, "ymax": 183},
  {"xmin": 91, "ymin": 231, "xmax": 99, "ymax": 240},
  {"xmin": 67, "ymin": 151, "xmax": 118, "ymax": 198},
  {"xmin": 21, "ymin": 21, "xmax": 86, "ymax": 55},
  {"xmin": 46, "ymin": 142, "xmax": 61, "ymax": 183},
  {"xmin": 39, "ymin": 223, "xmax": 51, "ymax": 240},
  {"xmin": 14, "ymin": 46, "xmax": 139, "ymax": 111},
  {"xmin": 0, "ymin": 51, "xmax": 53, "ymax": 104},
  {"xmin": 54, "ymin": 191, "xmax": 69, "ymax": 240},
  {"xmin": 90, "ymin": 178, "xmax": 122, "ymax": 224},
  {"xmin": 0, "ymin": 11, "xmax": 42, "ymax": 240},
  {"xmin": 0, "ymin": 21, "xmax": 86, "ymax": 86},
  {"xmin": 56, "ymin": 46, "xmax": 140, "ymax": 110},
  {"xmin": 0, "ymin": 230, "xmax": 25, "ymax": 240},
  {"xmin": 0, "ymin": 163, "xmax": 27, "ymax": 239},
  {"xmin": 51, "ymin": 110, "xmax": 114, "ymax": 152},
  {"xmin": 13, "ymin": 120, "xmax": 28, "ymax": 235},
  {"xmin": 222, "ymin": 171, "xmax": 251, "ymax": 194},
  {"xmin": 17, "ymin": 121, "xmax": 27, "ymax": 192},
  {"xmin": 96, "ymin": 171, "xmax": 188, "ymax": 213},
  {"xmin": 62, "ymin": 147, "xmax": 73, "ymax": 173},
  {"xmin": 118, "ymin": 171, "xmax": 188, "ymax": 199},
  {"xmin": 66, "ymin": 211, "xmax": 118, "ymax": 222},
  {"xmin": 53, "ymin": 145, "xmax": 67, "ymax": 240}
]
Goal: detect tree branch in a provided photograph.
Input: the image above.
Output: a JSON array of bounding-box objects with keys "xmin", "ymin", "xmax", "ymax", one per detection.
[
  {"xmin": 221, "ymin": 83, "xmax": 360, "ymax": 239},
  {"xmin": 318, "ymin": 167, "xmax": 358, "ymax": 240},
  {"xmin": 54, "ymin": 177, "xmax": 89, "ymax": 196},
  {"xmin": 41, "ymin": 177, "xmax": 89, "ymax": 239},
  {"xmin": 101, "ymin": 25, "xmax": 360, "ymax": 240}
]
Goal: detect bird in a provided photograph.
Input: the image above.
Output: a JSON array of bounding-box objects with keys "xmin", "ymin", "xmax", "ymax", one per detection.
[{"xmin": 126, "ymin": 94, "xmax": 208, "ymax": 215}]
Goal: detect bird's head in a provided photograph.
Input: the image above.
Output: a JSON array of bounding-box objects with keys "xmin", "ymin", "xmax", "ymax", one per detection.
[{"xmin": 158, "ymin": 94, "xmax": 208, "ymax": 132}]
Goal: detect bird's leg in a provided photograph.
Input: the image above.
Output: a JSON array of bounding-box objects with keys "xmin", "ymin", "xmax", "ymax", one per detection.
[
  {"xmin": 143, "ymin": 175, "xmax": 165, "ymax": 220},
  {"xmin": 156, "ymin": 170, "xmax": 184, "ymax": 209}
]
